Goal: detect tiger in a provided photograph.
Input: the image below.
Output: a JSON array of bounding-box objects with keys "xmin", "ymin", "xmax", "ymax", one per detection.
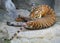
[
  {"xmin": 6, "ymin": 5, "xmax": 56, "ymax": 40},
  {"xmin": 15, "ymin": 5, "xmax": 56, "ymax": 30}
]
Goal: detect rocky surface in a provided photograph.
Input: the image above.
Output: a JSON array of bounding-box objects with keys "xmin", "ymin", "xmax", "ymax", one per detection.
[
  {"xmin": 10, "ymin": 23, "xmax": 60, "ymax": 43},
  {"xmin": 0, "ymin": 15, "xmax": 60, "ymax": 43},
  {"xmin": 0, "ymin": 21, "xmax": 60, "ymax": 43},
  {"xmin": 0, "ymin": 9, "xmax": 60, "ymax": 43},
  {"xmin": 13, "ymin": 0, "xmax": 55, "ymax": 10},
  {"xmin": 0, "ymin": 0, "xmax": 60, "ymax": 43}
]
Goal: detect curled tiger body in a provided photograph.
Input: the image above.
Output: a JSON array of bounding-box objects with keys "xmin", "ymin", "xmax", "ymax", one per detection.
[
  {"xmin": 7, "ymin": 5, "xmax": 56, "ymax": 30},
  {"xmin": 6, "ymin": 5, "xmax": 56, "ymax": 40},
  {"xmin": 8, "ymin": 5, "xmax": 56, "ymax": 30}
]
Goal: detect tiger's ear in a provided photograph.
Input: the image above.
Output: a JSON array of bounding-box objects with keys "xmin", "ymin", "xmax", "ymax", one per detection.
[{"xmin": 31, "ymin": 6, "xmax": 36, "ymax": 12}]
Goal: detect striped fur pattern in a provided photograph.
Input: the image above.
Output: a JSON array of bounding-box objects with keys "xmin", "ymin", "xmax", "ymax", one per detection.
[
  {"xmin": 16, "ymin": 5, "xmax": 56, "ymax": 30},
  {"xmin": 25, "ymin": 5, "xmax": 56, "ymax": 30},
  {"xmin": 8, "ymin": 5, "xmax": 56, "ymax": 41}
]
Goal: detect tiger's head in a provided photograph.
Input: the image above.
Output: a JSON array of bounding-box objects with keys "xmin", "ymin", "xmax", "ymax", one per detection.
[{"xmin": 30, "ymin": 5, "xmax": 50, "ymax": 19}]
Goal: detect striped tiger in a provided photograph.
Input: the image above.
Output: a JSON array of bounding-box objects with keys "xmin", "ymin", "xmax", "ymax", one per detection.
[
  {"xmin": 16, "ymin": 5, "xmax": 56, "ymax": 30},
  {"xmin": 6, "ymin": 5, "xmax": 56, "ymax": 41}
]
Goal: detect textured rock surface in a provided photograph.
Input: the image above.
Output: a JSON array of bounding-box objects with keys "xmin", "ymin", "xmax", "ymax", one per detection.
[
  {"xmin": 10, "ymin": 23, "xmax": 60, "ymax": 43},
  {"xmin": 0, "ymin": 9, "xmax": 15, "ymax": 22},
  {"xmin": 0, "ymin": 22, "xmax": 9, "ymax": 43},
  {"xmin": 0, "ymin": 0, "xmax": 60, "ymax": 43},
  {"xmin": 12, "ymin": 0, "xmax": 55, "ymax": 10},
  {"xmin": 0, "ymin": 9, "xmax": 30, "ymax": 22},
  {"xmin": 17, "ymin": 9, "xmax": 30, "ymax": 18},
  {"xmin": 0, "ymin": 8, "xmax": 60, "ymax": 43},
  {"xmin": 0, "ymin": 22, "xmax": 60, "ymax": 43},
  {"xmin": 0, "ymin": 16, "xmax": 60, "ymax": 43}
]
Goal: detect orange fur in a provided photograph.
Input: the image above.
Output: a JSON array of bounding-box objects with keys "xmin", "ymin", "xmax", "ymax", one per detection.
[
  {"xmin": 9, "ymin": 5, "xmax": 56, "ymax": 41},
  {"xmin": 26, "ymin": 5, "xmax": 56, "ymax": 30},
  {"xmin": 16, "ymin": 5, "xmax": 56, "ymax": 30}
]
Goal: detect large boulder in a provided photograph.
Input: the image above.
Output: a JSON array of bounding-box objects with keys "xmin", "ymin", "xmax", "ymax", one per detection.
[{"xmin": 12, "ymin": 0, "xmax": 55, "ymax": 10}]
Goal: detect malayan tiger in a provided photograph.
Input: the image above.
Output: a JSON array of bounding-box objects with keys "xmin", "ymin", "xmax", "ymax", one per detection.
[
  {"xmin": 6, "ymin": 5, "xmax": 56, "ymax": 40},
  {"xmin": 15, "ymin": 5, "xmax": 56, "ymax": 30}
]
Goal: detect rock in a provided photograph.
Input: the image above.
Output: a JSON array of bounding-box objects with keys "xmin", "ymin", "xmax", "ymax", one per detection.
[
  {"xmin": 11, "ymin": 23, "xmax": 60, "ymax": 43},
  {"xmin": 0, "ymin": 0, "xmax": 18, "ymax": 22},
  {"xmin": 0, "ymin": 9, "xmax": 14, "ymax": 22},
  {"xmin": 0, "ymin": 23, "xmax": 9, "ymax": 43},
  {"xmin": 13, "ymin": 0, "xmax": 55, "ymax": 10},
  {"xmin": 0, "ymin": 23, "xmax": 9, "ymax": 39},
  {"xmin": 17, "ymin": 9, "xmax": 30, "ymax": 18}
]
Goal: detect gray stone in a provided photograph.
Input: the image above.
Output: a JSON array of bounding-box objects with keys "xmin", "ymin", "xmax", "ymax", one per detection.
[{"xmin": 12, "ymin": 0, "xmax": 55, "ymax": 11}]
